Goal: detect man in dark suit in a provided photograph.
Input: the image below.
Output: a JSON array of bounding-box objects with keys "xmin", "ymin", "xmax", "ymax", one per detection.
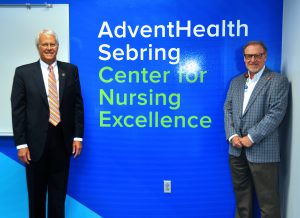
[
  {"xmin": 224, "ymin": 41, "xmax": 289, "ymax": 218},
  {"xmin": 11, "ymin": 29, "xmax": 84, "ymax": 218}
]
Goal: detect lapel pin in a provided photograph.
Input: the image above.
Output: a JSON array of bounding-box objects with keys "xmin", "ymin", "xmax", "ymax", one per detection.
[
  {"xmin": 62, "ymin": 73, "xmax": 66, "ymax": 77},
  {"xmin": 266, "ymin": 73, "xmax": 274, "ymax": 80}
]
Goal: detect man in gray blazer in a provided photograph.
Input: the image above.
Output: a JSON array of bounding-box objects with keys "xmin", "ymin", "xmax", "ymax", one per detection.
[{"xmin": 224, "ymin": 41, "xmax": 289, "ymax": 218}]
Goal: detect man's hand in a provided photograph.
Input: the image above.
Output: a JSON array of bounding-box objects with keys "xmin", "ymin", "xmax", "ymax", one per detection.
[
  {"xmin": 240, "ymin": 136, "xmax": 253, "ymax": 148},
  {"xmin": 231, "ymin": 136, "xmax": 243, "ymax": 148},
  {"xmin": 18, "ymin": 147, "xmax": 31, "ymax": 164},
  {"xmin": 72, "ymin": 141, "xmax": 82, "ymax": 158}
]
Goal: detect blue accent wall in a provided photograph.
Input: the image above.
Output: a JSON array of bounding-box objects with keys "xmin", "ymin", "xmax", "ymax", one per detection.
[{"xmin": 0, "ymin": 0, "xmax": 283, "ymax": 217}]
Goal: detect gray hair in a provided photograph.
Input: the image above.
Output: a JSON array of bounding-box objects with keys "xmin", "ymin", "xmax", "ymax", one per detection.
[
  {"xmin": 35, "ymin": 29, "xmax": 59, "ymax": 47},
  {"xmin": 243, "ymin": 41, "xmax": 268, "ymax": 54}
]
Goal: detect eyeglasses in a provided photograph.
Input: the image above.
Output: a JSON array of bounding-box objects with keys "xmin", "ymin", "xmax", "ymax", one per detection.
[
  {"xmin": 244, "ymin": 53, "xmax": 265, "ymax": 60},
  {"xmin": 39, "ymin": 43, "xmax": 57, "ymax": 48}
]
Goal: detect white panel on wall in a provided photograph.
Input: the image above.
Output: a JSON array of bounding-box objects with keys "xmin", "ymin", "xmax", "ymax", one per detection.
[
  {"xmin": 0, "ymin": 4, "xmax": 69, "ymax": 136},
  {"xmin": 281, "ymin": 0, "xmax": 300, "ymax": 217}
]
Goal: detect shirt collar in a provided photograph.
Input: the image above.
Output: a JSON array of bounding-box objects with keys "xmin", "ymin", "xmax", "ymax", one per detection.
[
  {"xmin": 247, "ymin": 65, "xmax": 265, "ymax": 82},
  {"xmin": 39, "ymin": 59, "xmax": 57, "ymax": 69}
]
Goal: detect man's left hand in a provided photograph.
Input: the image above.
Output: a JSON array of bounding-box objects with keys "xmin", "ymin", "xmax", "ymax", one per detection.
[{"xmin": 72, "ymin": 141, "xmax": 82, "ymax": 158}]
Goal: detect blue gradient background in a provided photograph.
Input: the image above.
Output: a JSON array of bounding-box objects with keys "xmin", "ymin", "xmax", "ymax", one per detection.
[{"xmin": 0, "ymin": 0, "xmax": 283, "ymax": 217}]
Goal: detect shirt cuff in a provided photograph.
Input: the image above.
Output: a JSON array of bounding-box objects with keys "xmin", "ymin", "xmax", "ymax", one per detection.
[
  {"xmin": 228, "ymin": 134, "xmax": 238, "ymax": 143},
  {"xmin": 17, "ymin": 138, "xmax": 82, "ymax": 149},
  {"xmin": 16, "ymin": 144, "xmax": 28, "ymax": 150},
  {"xmin": 247, "ymin": 134, "xmax": 254, "ymax": 143}
]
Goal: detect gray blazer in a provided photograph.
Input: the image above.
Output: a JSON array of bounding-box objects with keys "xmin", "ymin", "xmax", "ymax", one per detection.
[{"xmin": 224, "ymin": 67, "xmax": 289, "ymax": 163}]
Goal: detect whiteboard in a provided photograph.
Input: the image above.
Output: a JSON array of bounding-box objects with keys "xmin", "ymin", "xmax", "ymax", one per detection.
[{"xmin": 0, "ymin": 4, "xmax": 69, "ymax": 136}]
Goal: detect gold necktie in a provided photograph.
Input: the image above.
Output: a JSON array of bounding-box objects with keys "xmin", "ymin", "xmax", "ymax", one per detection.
[{"xmin": 48, "ymin": 65, "xmax": 60, "ymax": 126}]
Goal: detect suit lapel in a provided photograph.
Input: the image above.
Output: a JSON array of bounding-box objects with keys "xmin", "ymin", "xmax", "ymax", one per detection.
[
  {"xmin": 57, "ymin": 62, "xmax": 66, "ymax": 105},
  {"xmin": 237, "ymin": 75, "xmax": 247, "ymax": 118},
  {"xmin": 242, "ymin": 68, "xmax": 271, "ymax": 116},
  {"xmin": 33, "ymin": 61, "xmax": 48, "ymax": 106}
]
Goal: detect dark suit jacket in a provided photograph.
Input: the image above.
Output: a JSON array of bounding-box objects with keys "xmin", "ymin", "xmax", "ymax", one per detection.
[
  {"xmin": 224, "ymin": 67, "xmax": 289, "ymax": 163},
  {"xmin": 11, "ymin": 60, "xmax": 84, "ymax": 161}
]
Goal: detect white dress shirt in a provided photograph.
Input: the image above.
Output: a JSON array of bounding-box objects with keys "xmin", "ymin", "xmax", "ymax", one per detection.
[
  {"xmin": 242, "ymin": 66, "xmax": 265, "ymax": 114},
  {"xmin": 40, "ymin": 60, "xmax": 60, "ymax": 102}
]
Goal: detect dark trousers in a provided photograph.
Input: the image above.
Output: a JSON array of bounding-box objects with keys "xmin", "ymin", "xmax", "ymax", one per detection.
[
  {"xmin": 26, "ymin": 123, "xmax": 70, "ymax": 218},
  {"xmin": 229, "ymin": 150, "xmax": 280, "ymax": 218}
]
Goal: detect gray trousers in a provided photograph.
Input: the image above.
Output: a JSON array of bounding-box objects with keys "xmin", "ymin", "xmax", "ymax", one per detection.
[{"xmin": 229, "ymin": 150, "xmax": 280, "ymax": 218}]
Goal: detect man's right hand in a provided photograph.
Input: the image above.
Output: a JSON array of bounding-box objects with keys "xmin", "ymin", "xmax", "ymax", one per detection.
[{"xmin": 18, "ymin": 147, "xmax": 31, "ymax": 164}]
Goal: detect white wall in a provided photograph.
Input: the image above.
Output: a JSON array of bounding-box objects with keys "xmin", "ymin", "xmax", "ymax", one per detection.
[
  {"xmin": 281, "ymin": 0, "xmax": 300, "ymax": 217},
  {"xmin": 0, "ymin": 5, "xmax": 69, "ymax": 136}
]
